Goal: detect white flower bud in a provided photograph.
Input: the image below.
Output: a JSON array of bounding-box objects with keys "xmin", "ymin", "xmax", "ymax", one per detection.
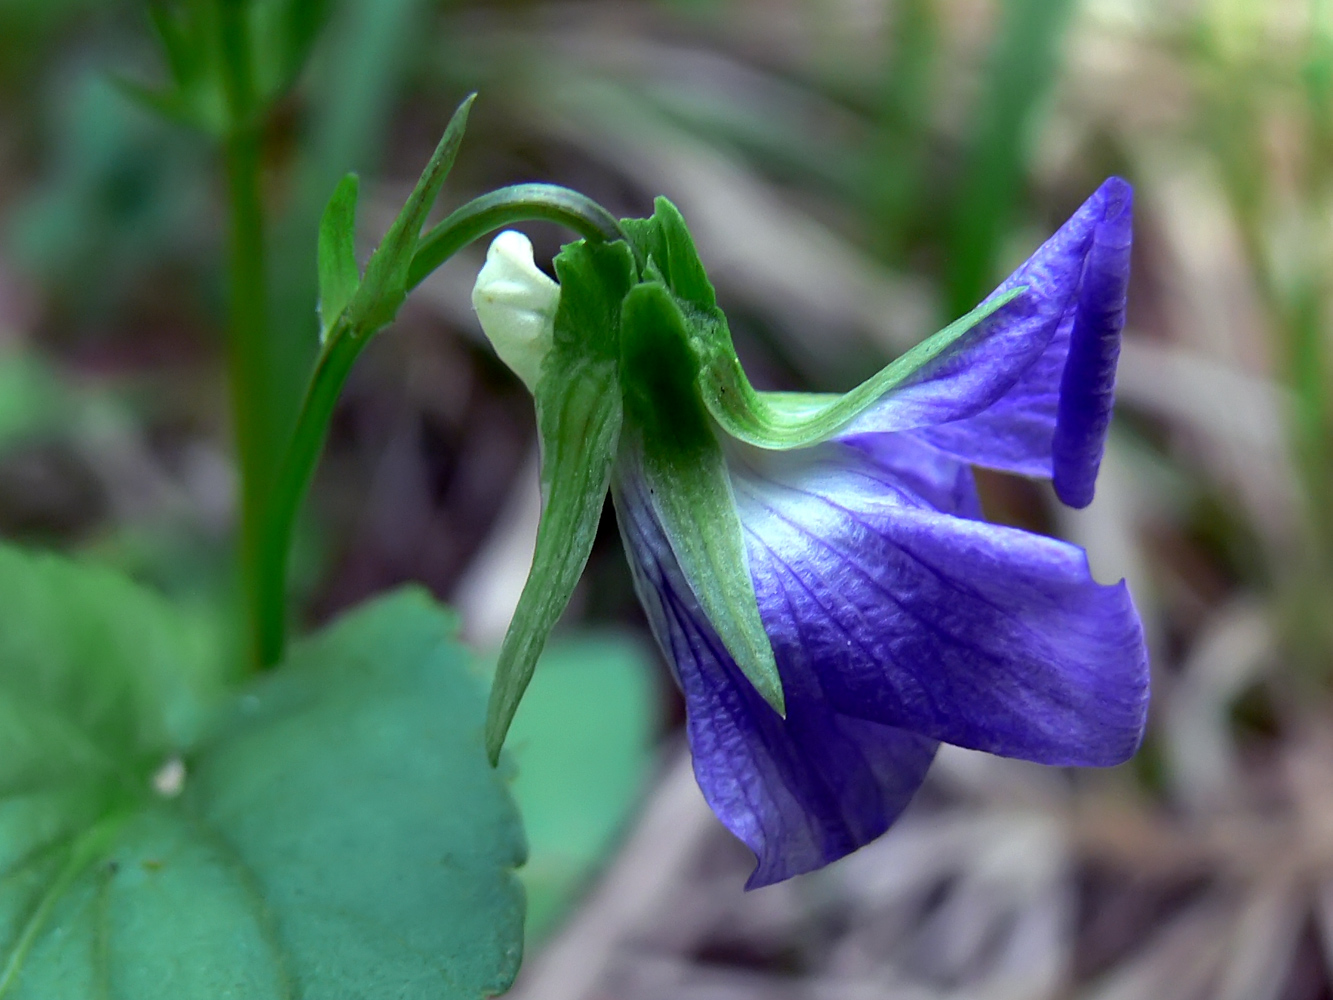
[{"xmin": 471, "ymin": 231, "xmax": 559, "ymax": 393}]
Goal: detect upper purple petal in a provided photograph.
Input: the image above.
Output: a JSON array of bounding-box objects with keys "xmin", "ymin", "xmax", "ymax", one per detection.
[
  {"xmin": 838, "ymin": 178, "xmax": 1133, "ymax": 508},
  {"xmin": 613, "ymin": 447, "xmax": 937, "ymax": 888},
  {"xmin": 1051, "ymin": 179, "xmax": 1132, "ymax": 506},
  {"xmin": 730, "ymin": 436, "xmax": 1149, "ymax": 766}
]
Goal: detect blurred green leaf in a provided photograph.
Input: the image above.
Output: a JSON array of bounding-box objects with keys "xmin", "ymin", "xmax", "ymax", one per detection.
[
  {"xmin": 276, "ymin": 0, "xmax": 334, "ymax": 89},
  {"xmin": 946, "ymin": 0, "xmax": 1077, "ymax": 316},
  {"xmin": 138, "ymin": 0, "xmax": 227, "ymax": 135},
  {"xmin": 146, "ymin": 2, "xmax": 202, "ymax": 94},
  {"xmin": 6, "ymin": 74, "xmax": 208, "ymax": 314},
  {"xmin": 503, "ymin": 634, "xmax": 657, "ymax": 942},
  {"xmin": 0, "ymin": 350, "xmax": 71, "ymax": 452},
  {"xmin": 867, "ymin": 0, "xmax": 938, "ymax": 254},
  {"xmin": 0, "ymin": 564, "xmax": 526, "ymax": 999},
  {"xmin": 248, "ymin": 0, "xmax": 336, "ymax": 102}
]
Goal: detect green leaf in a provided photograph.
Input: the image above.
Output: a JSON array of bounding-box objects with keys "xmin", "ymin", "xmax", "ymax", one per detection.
[
  {"xmin": 618, "ymin": 282, "xmax": 784, "ymax": 716},
  {"xmin": 0, "ymin": 551, "xmax": 525, "ymax": 999},
  {"xmin": 244, "ymin": 0, "xmax": 335, "ymax": 103},
  {"xmin": 348, "ymin": 93, "xmax": 475, "ymax": 333},
  {"xmin": 317, "ymin": 173, "xmax": 361, "ymax": 342},
  {"xmin": 485, "ymin": 239, "xmax": 637, "ymax": 763},
  {"xmin": 485, "ymin": 360, "xmax": 621, "ymax": 764},
  {"xmin": 501, "ymin": 633, "xmax": 656, "ymax": 942},
  {"xmin": 0, "ymin": 548, "xmax": 227, "ymax": 764}
]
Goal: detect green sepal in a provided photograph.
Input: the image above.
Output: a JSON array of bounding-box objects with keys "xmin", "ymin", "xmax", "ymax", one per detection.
[
  {"xmin": 317, "ymin": 173, "xmax": 361, "ymax": 343},
  {"xmin": 702, "ymin": 285, "xmax": 1025, "ymax": 449},
  {"xmin": 347, "ymin": 93, "xmax": 475, "ymax": 333},
  {"xmin": 623, "ymin": 196, "xmax": 1028, "ymax": 451},
  {"xmin": 485, "ymin": 239, "xmax": 637, "ymax": 764},
  {"xmin": 620, "ymin": 197, "xmax": 718, "ymax": 313},
  {"xmin": 618, "ymin": 282, "xmax": 785, "ymax": 717}
]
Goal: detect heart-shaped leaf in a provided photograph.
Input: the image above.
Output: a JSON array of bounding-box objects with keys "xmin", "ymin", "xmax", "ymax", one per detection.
[
  {"xmin": 502, "ymin": 633, "xmax": 657, "ymax": 942},
  {"xmin": 0, "ymin": 550, "xmax": 525, "ymax": 1000}
]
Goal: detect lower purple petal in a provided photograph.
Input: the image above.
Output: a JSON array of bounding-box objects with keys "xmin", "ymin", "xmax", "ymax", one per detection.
[
  {"xmin": 613, "ymin": 454, "xmax": 937, "ymax": 887},
  {"xmin": 732, "ymin": 438, "xmax": 1149, "ymax": 767}
]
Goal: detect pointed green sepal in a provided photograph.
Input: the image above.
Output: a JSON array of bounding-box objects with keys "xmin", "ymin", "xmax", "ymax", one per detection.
[
  {"xmin": 484, "ymin": 239, "xmax": 638, "ymax": 764},
  {"xmin": 620, "ymin": 197, "xmax": 717, "ymax": 313},
  {"xmin": 618, "ymin": 282, "xmax": 785, "ymax": 717},
  {"xmin": 623, "ymin": 196, "xmax": 1029, "ymax": 451},
  {"xmin": 347, "ymin": 93, "xmax": 476, "ymax": 333},
  {"xmin": 701, "ymin": 285, "xmax": 1025, "ymax": 449},
  {"xmin": 318, "ymin": 173, "xmax": 361, "ymax": 342}
]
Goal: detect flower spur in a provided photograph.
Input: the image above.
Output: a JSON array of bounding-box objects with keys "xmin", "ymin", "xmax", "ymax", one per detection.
[{"xmin": 473, "ymin": 177, "xmax": 1148, "ymax": 887}]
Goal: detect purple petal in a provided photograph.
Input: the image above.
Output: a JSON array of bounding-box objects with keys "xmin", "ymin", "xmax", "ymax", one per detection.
[
  {"xmin": 1051, "ymin": 180, "xmax": 1132, "ymax": 506},
  {"xmin": 840, "ymin": 178, "xmax": 1133, "ymax": 508},
  {"xmin": 613, "ymin": 453, "xmax": 937, "ymax": 887},
  {"xmin": 731, "ymin": 438, "xmax": 1149, "ymax": 766},
  {"xmin": 838, "ymin": 430, "xmax": 984, "ymax": 521}
]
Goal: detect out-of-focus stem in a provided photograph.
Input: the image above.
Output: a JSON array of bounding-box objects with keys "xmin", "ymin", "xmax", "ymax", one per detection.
[
  {"xmin": 217, "ymin": 0, "xmax": 275, "ymax": 671},
  {"xmin": 254, "ymin": 321, "xmax": 359, "ymax": 668}
]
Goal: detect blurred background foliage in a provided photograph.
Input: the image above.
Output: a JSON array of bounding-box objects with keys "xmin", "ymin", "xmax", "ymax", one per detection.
[{"xmin": 2, "ymin": 0, "xmax": 1333, "ymax": 995}]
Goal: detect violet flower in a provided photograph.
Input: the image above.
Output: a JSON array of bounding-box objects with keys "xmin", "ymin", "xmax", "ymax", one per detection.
[{"xmin": 474, "ymin": 178, "xmax": 1148, "ymax": 887}]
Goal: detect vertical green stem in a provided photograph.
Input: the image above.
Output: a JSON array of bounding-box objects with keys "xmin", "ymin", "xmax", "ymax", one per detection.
[
  {"xmin": 217, "ymin": 0, "xmax": 275, "ymax": 670},
  {"xmin": 256, "ymin": 326, "xmax": 360, "ymax": 667},
  {"xmin": 223, "ymin": 131, "xmax": 272, "ymax": 672}
]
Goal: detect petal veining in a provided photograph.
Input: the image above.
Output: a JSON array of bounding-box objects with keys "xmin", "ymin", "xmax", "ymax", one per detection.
[
  {"xmin": 612, "ymin": 448, "xmax": 937, "ymax": 887},
  {"xmin": 731, "ymin": 437, "xmax": 1149, "ymax": 766}
]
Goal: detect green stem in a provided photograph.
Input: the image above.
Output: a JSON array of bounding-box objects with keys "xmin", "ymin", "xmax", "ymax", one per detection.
[
  {"xmin": 254, "ymin": 184, "xmax": 627, "ymax": 667},
  {"xmin": 217, "ymin": 0, "xmax": 275, "ymax": 671},
  {"xmin": 407, "ymin": 183, "xmax": 629, "ymax": 288},
  {"xmin": 253, "ymin": 320, "xmax": 358, "ymax": 668}
]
